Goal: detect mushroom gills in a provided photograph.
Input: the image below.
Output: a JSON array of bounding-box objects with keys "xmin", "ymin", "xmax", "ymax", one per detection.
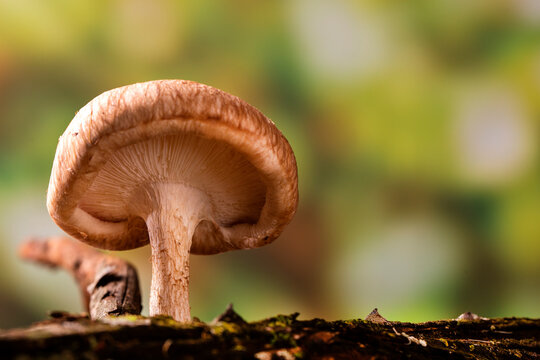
[{"xmin": 78, "ymin": 133, "xmax": 267, "ymax": 234}]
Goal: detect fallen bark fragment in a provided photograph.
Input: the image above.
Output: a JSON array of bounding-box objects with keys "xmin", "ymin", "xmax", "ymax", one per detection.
[
  {"xmin": 211, "ymin": 303, "xmax": 248, "ymax": 325},
  {"xmin": 365, "ymin": 308, "xmax": 392, "ymax": 325},
  {"xmin": 19, "ymin": 237, "xmax": 142, "ymax": 319}
]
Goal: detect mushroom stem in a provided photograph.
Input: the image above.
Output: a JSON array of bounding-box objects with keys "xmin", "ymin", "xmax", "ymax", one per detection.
[{"xmin": 142, "ymin": 183, "xmax": 211, "ymax": 322}]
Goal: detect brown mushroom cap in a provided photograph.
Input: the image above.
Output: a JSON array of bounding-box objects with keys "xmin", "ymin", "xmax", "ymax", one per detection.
[{"xmin": 47, "ymin": 80, "xmax": 298, "ymax": 254}]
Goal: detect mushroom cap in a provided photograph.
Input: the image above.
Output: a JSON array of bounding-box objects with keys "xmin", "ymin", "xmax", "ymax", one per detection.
[{"xmin": 47, "ymin": 80, "xmax": 298, "ymax": 254}]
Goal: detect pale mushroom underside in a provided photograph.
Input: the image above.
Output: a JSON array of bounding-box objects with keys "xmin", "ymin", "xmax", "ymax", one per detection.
[{"xmin": 78, "ymin": 133, "xmax": 267, "ymax": 240}]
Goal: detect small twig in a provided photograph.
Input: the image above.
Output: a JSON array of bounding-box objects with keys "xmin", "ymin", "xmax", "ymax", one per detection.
[
  {"xmin": 392, "ymin": 327, "xmax": 427, "ymax": 347},
  {"xmin": 462, "ymin": 339, "xmax": 495, "ymax": 344},
  {"xmin": 19, "ymin": 236, "xmax": 142, "ymax": 319},
  {"xmin": 492, "ymin": 330, "xmax": 513, "ymax": 334}
]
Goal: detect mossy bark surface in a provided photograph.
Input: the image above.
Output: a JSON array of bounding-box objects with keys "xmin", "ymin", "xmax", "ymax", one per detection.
[{"xmin": 1, "ymin": 310, "xmax": 538, "ymax": 359}]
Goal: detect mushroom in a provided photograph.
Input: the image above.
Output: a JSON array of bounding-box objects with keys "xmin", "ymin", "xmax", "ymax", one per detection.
[{"xmin": 47, "ymin": 80, "xmax": 298, "ymax": 322}]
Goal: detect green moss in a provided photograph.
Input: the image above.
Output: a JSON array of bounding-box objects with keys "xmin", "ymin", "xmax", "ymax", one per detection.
[
  {"xmin": 270, "ymin": 331, "xmax": 297, "ymax": 348},
  {"xmin": 233, "ymin": 344, "xmax": 247, "ymax": 352},
  {"xmin": 264, "ymin": 313, "xmax": 300, "ymax": 328},
  {"xmin": 114, "ymin": 314, "xmax": 144, "ymax": 322},
  {"xmin": 87, "ymin": 335, "xmax": 98, "ymax": 351},
  {"xmin": 149, "ymin": 315, "xmax": 185, "ymax": 328},
  {"xmin": 211, "ymin": 322, "xmax": 242, "ymax": 336}
]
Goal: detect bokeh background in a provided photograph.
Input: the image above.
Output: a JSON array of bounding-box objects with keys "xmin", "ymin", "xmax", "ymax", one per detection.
[{"xmin": 1, "ymin": 0, "xmax": 539, "ymax": 329}]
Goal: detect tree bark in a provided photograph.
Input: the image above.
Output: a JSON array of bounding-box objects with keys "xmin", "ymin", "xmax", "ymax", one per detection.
[{"xmin": 1, "ymin": 307, "xmax": 538, "ymax": 359}]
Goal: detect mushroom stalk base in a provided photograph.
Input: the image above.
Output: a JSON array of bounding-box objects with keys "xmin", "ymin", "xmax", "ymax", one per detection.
[{"xmin": 143, "ymin": 183, "xmax": 210, "ymax": 322}]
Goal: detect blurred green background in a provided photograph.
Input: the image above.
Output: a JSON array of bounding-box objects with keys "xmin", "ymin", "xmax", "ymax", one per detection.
[{"xmin": 0, "ymin": 0, "xmax": 539, "ymax": 329}]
